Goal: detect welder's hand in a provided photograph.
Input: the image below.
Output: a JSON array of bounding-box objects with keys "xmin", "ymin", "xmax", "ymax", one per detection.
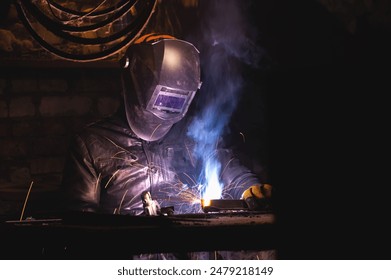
[{"xmin": 241, "ymin": 184, "xmax": 272, "ymax": 210}]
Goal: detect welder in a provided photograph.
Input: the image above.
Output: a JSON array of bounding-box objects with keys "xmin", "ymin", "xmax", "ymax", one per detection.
[{"xmin": 60, "ymin": 33, "xmax": 272, "ymax": 217}]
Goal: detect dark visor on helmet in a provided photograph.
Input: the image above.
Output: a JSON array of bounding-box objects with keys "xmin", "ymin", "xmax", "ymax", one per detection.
[{"xmin": 147, "ymin": 85, "xmax": 196, "ymax": 119}]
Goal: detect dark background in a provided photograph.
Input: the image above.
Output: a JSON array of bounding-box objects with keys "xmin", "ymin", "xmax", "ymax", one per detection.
[
  {"xmin": 251, "ymin": 0, "xmax": 391, "ymax": 259},
  {"xmin": 1, "ymin": 0, "xmax": 391, "ymax": 259}
]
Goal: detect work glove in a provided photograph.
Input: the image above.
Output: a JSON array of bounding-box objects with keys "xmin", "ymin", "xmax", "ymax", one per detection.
[{"xmin": 241, "ymin": 183, "xmax": 272, "ymax": 210}]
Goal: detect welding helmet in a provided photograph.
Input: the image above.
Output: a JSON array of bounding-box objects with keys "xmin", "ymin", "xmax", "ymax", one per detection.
[{"xmin": 120, "ymin": 33, "xmax": 202, "ymax": 141}]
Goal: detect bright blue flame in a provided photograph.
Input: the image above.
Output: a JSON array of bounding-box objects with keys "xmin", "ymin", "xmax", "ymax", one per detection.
[
  {"xmin": 187, "ymin": 104, "xmax": 227, "ymax": 199},
  {"xmin": 202, "ymin": 158, "xmax": 223, "ymax": 199},
  {"xmin": 186, "ymin": 0, "xmax": 264, "ymax": 200}
]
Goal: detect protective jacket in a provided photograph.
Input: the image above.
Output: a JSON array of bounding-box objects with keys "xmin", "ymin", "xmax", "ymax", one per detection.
[{"xmin": 61, "ymin": 107, "xmax": 261, "ymax": 215}]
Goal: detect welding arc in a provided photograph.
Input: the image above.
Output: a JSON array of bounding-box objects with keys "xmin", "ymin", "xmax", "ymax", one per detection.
[{"xmin": 14, "ymin": 0, "xmax": 157, "ymax": 62}]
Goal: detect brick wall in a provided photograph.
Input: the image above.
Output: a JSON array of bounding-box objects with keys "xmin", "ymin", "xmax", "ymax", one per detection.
[{"xmin": 0, "ymin": 66, "xmax": 121, "ymax": 217}]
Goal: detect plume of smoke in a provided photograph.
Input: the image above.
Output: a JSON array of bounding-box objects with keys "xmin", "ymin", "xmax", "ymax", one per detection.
[{"xmin": 187, "ymin": 0, "xmax": 263, "ymax": 198}]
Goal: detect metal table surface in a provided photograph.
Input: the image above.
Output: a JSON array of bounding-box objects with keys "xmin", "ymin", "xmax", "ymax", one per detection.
[{"xmin": 1, "ymin": 210, "xmax": 277, "ymax": 259}]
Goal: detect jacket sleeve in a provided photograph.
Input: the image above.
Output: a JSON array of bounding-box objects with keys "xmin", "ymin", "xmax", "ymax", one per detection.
[
  {"xmin": 218, "ymin": 148, "xmax": 262, "ymax": 199},
  {"xmin": 60, "ymin": 134, "xmax": 100, "ymax": 212}
]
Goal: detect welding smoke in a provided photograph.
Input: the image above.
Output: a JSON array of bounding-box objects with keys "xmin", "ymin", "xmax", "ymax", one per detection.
[{"xmin": 186, "ymin": 0, "xmax": 264, "ymax": 199}]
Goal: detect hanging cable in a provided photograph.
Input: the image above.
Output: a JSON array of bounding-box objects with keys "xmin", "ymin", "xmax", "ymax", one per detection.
[
  {"xmin": 20, "ymin": 0, "xmax": 144, "ymax": 42},
  {"xmin": 15, "ymin": 0, "xmax": 158, "ymax": 62},
  {"xmin": 43, "ymin": 0, "xmax": 135, "ymax": 29},
  {"xmin": 45, "ymin": 0, "xmax": 129, "ymax": 18}
]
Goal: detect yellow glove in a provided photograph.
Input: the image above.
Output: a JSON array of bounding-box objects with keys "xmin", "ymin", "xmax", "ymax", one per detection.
[{"xmin": 241, "ymin": 183, "xmax": 272, "ymax": 210}]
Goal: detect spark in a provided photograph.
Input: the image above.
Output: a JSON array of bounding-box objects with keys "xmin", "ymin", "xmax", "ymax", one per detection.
[
  {"xmin": 99, "ymin": 136, "xmax": 215, "ymax": 214},
  {"xmin": 181, "ymin": 172, "xmax": 197, "ymax": 186},
  {"xmin": 155, "ymin": 182, "xmax": 203, "ymax": 213},
  {"xmin": 220, "ymin": 157, "xmax": 235, "ymax": 176},
  {"xmin": 95, "ymin": 172, "xmax": 101, "ymax": 192},
  {"xmin": 104, "ymin": 169, "xmax": 119, "ymax": 189},
  {"xmin": 239, "ymin": 132, "xmax": 245, "ymax": 143},
  {"xmin": 103, "ymin": 136, "xmax": 134, "ymax": 154},
  {"xmin": 117, "ymin": 189, "xmax": 129, "ymax": 214},
  {"xmin": 158, "ymin": 182, "xmax": 200, "ymax": 199},
  {"xmin": 184, "ymin": 142, "xmax": 196, "ymax": 167}
]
